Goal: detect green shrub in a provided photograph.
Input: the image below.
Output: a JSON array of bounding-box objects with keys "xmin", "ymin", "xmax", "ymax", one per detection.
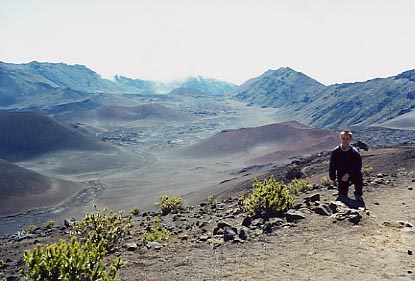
[
  {"xmin": 43, "ymin": 219, "xmax": 55, "ymax": 228},
  {"xmin": 129, "ymin": 207, "xmax": 140, "ymax": 217},
  {"xmin": 23, "ymin": 236, "xmax": 122, "ymax": 281},
  {"xmin": 24, "ymin": 224, "xmax": 37, "ymax": 234},
  {"xmin": 243, "ymin": 176, "xmax": 294, "ymax": 218},
  {"xmin": 397, "ymin": 167, "xmax": 407, "ymax": 176},
  {"xmin": 287, "ymin": 178, "xmax": 312, "ymax": 194},
  {"xmin": 362, "ymin": 166, "xmax": 374, "ymax": 177},
  {"xmin": 155, "ymin": 195, "xmax": 184, "ymax": 215},
  {"xmin": 70, "ymin": 204, "xmax": 132, "ymax": 252},
  {"xmin": 320, "ymin": 176, "xmax": 331, "ymax": 187},
  {"xmin": 142, "ymin": 217, "xmax": 170, "ymax": 244}
]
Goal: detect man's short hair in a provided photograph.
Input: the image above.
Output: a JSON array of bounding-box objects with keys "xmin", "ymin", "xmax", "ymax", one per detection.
[{"xmin": 340, "ymin": 129, "xmax": 353, "ymax": 138}]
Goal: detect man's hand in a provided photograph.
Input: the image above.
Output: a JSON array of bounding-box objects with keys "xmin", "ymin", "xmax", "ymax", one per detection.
[
  {"xmin": 341, "ymin": 174, "xmax": 350, "ymax": 182},
  {"xmin": 331, "ymin": 180, "xmax": 337, "ymax": 187}
]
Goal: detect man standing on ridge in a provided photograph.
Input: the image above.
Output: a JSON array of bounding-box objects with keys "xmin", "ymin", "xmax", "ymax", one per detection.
[{"xmin": 329, "ymin": 130, "xmax": 364, "ymax": 202}]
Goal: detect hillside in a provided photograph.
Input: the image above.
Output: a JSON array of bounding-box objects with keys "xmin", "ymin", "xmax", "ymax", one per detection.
[
  {"xmin": 233, "ymin": 66, "xmax": 415, "ymax": 129},
  {"xmin": 0, "ymin": 112, "xmax": 111, "ymax": 161},
  {"xmin": 294, "ymin": 72, "xmax": 415, "ymax": 128},
  {"xmin": 0, "ymin": 159, "xmax": 84, "ymax": 216},
  {"xmin": 181, "ymin": 121, "xmax": 338, "ymax": 164},
  {"xmin": 96, "ymin": 103, "xmax": 193, "ymax": 122},
  {"xmin": 375, "ymin": 110, "xmax": 415, "ymax": 130},
  {"xmin": 53, "ymin": 103, "xmax": 194, "ymax": 124},
  {"xmin": 234, "ymin": 67, "xmax": 326, "ymax": 107},
  {"xmin": 0, "ymin": 62, "xmax": 90, "ymax": 107},
  {"xmin": 1, "ymin": 145, "xmax": 414, "ymax": 280}
]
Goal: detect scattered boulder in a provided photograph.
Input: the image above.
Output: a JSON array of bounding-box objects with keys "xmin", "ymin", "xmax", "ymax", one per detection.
[
  {"xmin": 224, "ymin": 226, "xmax": 238, "ymax": 242},
  {"xmin": 352, "ymin": 140, "xmax": 369, "ymax": 151},
  {"xmin": 63, "ymin": 218, "xmax": 76, "ymax": 228},
  {"xmin": 285, "ymin": 210, "xmax": 306, "ymax": 222},
  {"xmin": 268, "ymin": 217, "xmax": 285, "ymax": 227},
  {"xmin": 306, "ymin": 193, "xmax": 321, "ymax": 203},
  {"xmin": 125, "ymin": 242, "xmax": 138, "ymax": 251},
  {"xmin": 238, "ymin": 228, "xmax": 248, "ymax": 241},
  {"xmin": 347, "ymin": 213, "xmax": 362, "ymax": 224},
  {"xmin": 241, "ymin": 217, "xmax": 252, "ymax": 227},
  {"xmin": 314, "ymin": 204, "xmax": 332, "ymax": 216},
  {"xmin": 262, "ymin": 222, "xmax": 272, "ymax": 234},
  {"xmin": 146, "ymin": 241, "xmax": 163, "ymax": 250}
]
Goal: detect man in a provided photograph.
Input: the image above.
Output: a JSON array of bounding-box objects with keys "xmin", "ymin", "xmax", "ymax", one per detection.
[{"xmin": 329, "ymin": 130, "xmax": 364, "ymax": 202}]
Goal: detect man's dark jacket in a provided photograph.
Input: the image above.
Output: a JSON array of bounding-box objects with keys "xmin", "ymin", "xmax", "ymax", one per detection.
[{"xmin": 329, "ymin": 145, "xmax": 362, "ymax": 180}]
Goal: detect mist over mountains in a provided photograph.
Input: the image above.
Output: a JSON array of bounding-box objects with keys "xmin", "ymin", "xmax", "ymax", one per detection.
[
  {"xmin": 0, "ymin": 61, "xmax": 237, "ymax": 97},
  {"xmin": 1, "ymin": 61, "xmax": 414, "ymax": 129}
]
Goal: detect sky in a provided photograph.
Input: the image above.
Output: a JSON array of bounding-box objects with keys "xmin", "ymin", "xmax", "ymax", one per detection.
[{"xmin": 1, "ymin": 0, "xmax": 414, "ymax": 86}]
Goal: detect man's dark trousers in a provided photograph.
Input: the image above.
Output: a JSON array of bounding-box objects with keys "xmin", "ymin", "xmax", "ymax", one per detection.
[{"xmin": 338, "ymin": 174, "xmax": 363, "ymax": 197}]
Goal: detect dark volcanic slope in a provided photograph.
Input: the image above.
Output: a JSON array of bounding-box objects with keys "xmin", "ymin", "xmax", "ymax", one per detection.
[
  {"xmin": 181, "ymin": 121, "xmax": 338, "ymax": 163},
  {"xmin": 96, "ymin": 103, "xmax": 193, "ymax": 122},
  {"xmin": 0, "ymin": 112, "xmax": 111, "ymax": 161},
  {"xmin": 0, "ymin": 159, "xmax": 50, "ymax": 197},
  {"xmin": 0, "ymin": 159, "xmax": 83, "ymax": 216}
]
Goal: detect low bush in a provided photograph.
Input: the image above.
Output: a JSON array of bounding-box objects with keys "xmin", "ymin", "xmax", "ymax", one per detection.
[
  {"xmin": 129, "ymin": 207, "xmax": 140, "ymax": 217},
  {"xmin": 397, "ymin": 167, "xmax": 407, "ymax": 176},
  {"xmin": 243, "ymin": 176, "xmax": 294, "ymax": 218},
  {"xmin": 23, "ymin": 237, "xmax": 122, "ymax": 281},
  {"xmin": 142, "ymin": 217, "xmax": 170, "ymax": 244},
  {"xmin": 70, "ymin": 204, "xmax": 132, "ymax": 252},
  {"xmin": 362, "ymin": 166, "xmax": 374, "ymax": 177},
  {"xmin": 24, "ymin": 224, "xmax": 37, "ymax": 234},
  {"xmin": 43, "ymin": 219, "xmax": 55, "ymax": 228},
  {"xmin": 287, "ymin": 178, "xmax": 312, "ymax": 194},
  {"xmin": 320, "ymin": 176, "xmax": 331, "ymax": 187},
  {"xmin": 155, "ymin": 195, "xmax": 184, "ymax": 215}
]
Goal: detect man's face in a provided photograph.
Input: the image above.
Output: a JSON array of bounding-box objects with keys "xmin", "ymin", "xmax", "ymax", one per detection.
[{"xmin": 341, "ymin": 133, "xmax": 352, "ymax": 147}]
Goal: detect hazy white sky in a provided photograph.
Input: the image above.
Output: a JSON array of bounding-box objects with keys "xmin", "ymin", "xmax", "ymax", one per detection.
[{"xmin": 1, "ymin": 0, "xmax": 414, "ymax": 85}]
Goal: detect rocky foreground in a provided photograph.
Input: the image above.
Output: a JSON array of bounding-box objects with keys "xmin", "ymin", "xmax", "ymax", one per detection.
[{"xmin": 1, "ymin": 145, "xmax": 414, "ymax": 280}]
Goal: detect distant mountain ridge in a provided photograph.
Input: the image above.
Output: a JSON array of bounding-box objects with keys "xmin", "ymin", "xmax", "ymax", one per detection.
[
  {"xmin": 0, "ymin": 61, "xmax": 237, "ymax": 102},
  {"xmin": 234, "ymin": 67, "xmax": 326, "ymax": 107},
  {"xmin": 234, "ymin": 67, "xmax": 415, "ymax": 128},
  {"xmin": 115, "ymin": 75, "xmax": 237, "ymax": 95},
  {"xmin": 2, "ymin": 61, "xmax": 415, "ymax": 129}
]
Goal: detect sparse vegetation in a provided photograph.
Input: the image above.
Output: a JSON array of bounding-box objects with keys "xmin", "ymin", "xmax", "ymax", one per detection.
[
  {"xmin": 43, "ymin": 219, "xmax": 55, "ymax": 228},
  {"xmin": 243, "ymin": 176, "xmax": 294, "ymax": 218},
  {"xmin": 24, "ymin": 224, "xmax": 37, "ymax": 234},
  {"xmin": 70, "ymin": 204, "xmax": 132, "ymax": 252},
  {"xmin": 320, "ymin": 176, "xmax": 331, "ymax": 187},
  {"xmin": 23, "ymin": 236, "xmax": 122, "ymax": 281},
  {"xmin": 287, "ymin": 178, "xmax": 312, "ymax": 194},
  {"xmin": 129, "ymin": 207, "xmax": 140, "ymax": 217},
  {"xmin": 142, "ymin": 217, "xmax": 170, "ymax": 244},
  {"xmin": 363, "ymin": 166, "xmax": 374, "ymax": 177},
  {"xmin": 238, "ymin": 195, "xmax": 246, "ymax": 206},
  {"xmin": 155, "ymin": 194, "xmax": 184, "ymax": 215},
  {"xmin": 397, "ymin": 167, "xmax": 407, "ymax": 176}
]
